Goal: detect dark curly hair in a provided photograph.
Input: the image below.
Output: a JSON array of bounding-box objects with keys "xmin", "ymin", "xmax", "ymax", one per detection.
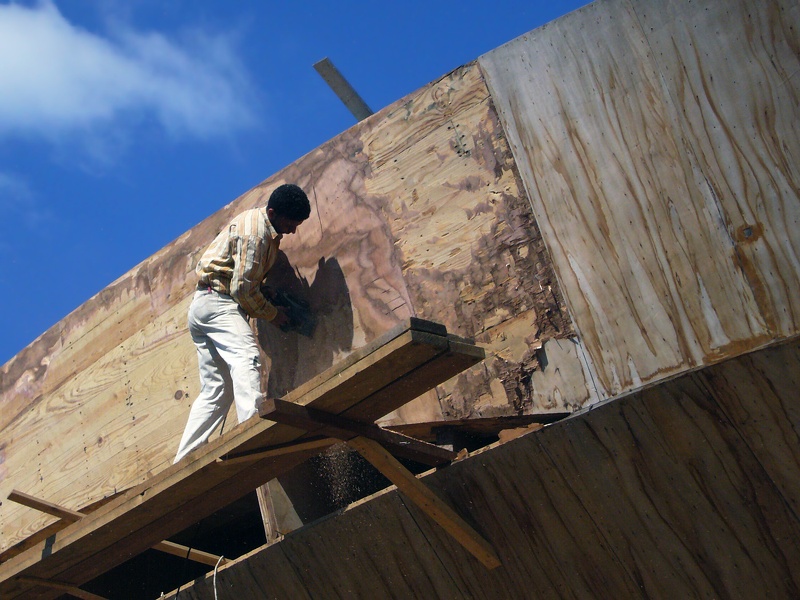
[{"xmin": 267, "ymin": 184, "xmax": 311, "ymax": 221}]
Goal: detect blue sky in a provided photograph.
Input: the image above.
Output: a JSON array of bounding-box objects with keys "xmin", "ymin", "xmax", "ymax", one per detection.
[{"xmin": 0, "ymin": 0, "xmax": 587, "ymax": 366}]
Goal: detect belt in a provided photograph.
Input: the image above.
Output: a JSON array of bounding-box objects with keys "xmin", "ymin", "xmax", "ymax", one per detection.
[
  {"xmin": 197, "ymin": 283, "xmax": 224, "ymax": 293},
  {"xmin": 197, "ymin": 283, "xmax": 233, "ymax": 299}
]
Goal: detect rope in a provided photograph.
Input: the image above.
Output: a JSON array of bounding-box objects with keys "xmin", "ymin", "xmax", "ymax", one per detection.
[{"xmin": 213, "ymin": 555, "xmax": 225, "ymax": 600}]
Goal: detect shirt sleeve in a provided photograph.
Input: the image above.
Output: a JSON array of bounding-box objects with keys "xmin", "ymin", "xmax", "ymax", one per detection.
[{"xmin": 229, "ymin": 233, "xmax": 278, "ymax": 321}]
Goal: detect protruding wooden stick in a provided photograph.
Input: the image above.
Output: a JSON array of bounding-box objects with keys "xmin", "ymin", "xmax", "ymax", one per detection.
[{"xmin": 7, "ymin": 490, "xmax": 226, "ymax": 568}]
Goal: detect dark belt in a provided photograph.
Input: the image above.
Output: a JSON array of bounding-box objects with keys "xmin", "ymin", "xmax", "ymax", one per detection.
[{"xmin": 197, "ymin": 283, "xmax": 223, "ymax": 293}]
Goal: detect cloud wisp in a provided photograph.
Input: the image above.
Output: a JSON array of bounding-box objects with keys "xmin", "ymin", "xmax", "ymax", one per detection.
[{"xmin": 0, "ymin": 1, "xmax": 257, "ymax": 145}]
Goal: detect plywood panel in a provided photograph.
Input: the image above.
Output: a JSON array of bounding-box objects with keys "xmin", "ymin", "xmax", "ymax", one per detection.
[
  {"xmin": 703, "ymin": 339, "xmax": 800, "ymax": 517},
  {"xmin": 637, "ymin": 0, "xmax": 800, "ymax": 336},
  {"xmin": 365, "ymin": 64, "xmax": 580, "ymax": 419},
  {"xmin": 545, "ymin": 376, "xmax": 800, "ymax": 598},
  {"xmin": 480, "ymin": 0, "xmax": 788, "ymax": 399}
]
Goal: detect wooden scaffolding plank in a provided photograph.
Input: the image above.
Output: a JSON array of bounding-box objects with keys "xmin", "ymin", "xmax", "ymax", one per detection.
[{"xmin": 0, "ymin": 318, "xmax": 484, "ymax": 600}]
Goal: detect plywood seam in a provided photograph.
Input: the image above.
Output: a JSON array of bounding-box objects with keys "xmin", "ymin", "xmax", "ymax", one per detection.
[{"xmin": 475, "ymin": 59, "xmax": 605, "ymax": 405}]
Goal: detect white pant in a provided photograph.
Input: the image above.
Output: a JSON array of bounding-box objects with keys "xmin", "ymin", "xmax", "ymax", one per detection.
[{"xmin": 174, "ymin": 289, "xmax": 262, "ymax": 462}]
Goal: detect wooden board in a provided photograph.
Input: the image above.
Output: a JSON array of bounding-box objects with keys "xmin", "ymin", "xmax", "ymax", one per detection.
[
  {"xmin": 479, "ymin": 0, "xmax": 799, "ymax": 398},
  {"xmin": 0, "ymin": 319, "xmax": 483, "ymax": 599},
  {"xmin": 164, "ymin": 338, "xmax": 800, "ymax": 600}
]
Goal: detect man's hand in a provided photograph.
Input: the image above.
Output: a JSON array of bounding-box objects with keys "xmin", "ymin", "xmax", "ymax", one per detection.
[{"xmin": 270, "ymin": 305, "xmax": 290, "ymax": 328}]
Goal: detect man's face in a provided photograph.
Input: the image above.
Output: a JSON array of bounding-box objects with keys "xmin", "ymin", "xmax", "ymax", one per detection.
[{"xmin": 267, "ymin": 208, "xmax": 304, "ymax": 235}]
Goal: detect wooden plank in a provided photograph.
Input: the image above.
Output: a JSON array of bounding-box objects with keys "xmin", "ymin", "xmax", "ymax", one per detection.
[
  {"xmin": 7, "ymin": 490, "xmax": 84, "ymax": 523},
  {"xmin": 0, "ymin": 493, "xmax": 123, "ymax": 564},
  {"xmin": 152, "ymin": 541, "xmax": 226, "ymax": 568},
  {"xmin": 217, "ymin": 437, "xmax": 339, "ymax": 465},
  {"xmin": 260, "ymin": 398, "xmax": 458, "ymax": 466},
  {"xmin": 0, "ymin": 320, "xmax": 482, "ymax": 599},
  {"xmin": 347, "ymin": 435, "xmax": 500, "ymax": 569},
  {"xmin": 386, "ymin": 412, "xmax": 569, "ymax": 443},
  {"xmin": 341, "ymin": 336, "xmax": 484, "ymax": 423}
]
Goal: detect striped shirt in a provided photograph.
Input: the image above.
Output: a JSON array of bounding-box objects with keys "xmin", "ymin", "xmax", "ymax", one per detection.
[{"xmin": 196, "ymin": 207, "xmax": 282, "ymax": 321}]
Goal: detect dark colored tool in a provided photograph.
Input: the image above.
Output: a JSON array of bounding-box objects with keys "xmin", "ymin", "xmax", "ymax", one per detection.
[{"xmin": 263, "ymin": 287, "xmax": 317, "ymax": 337}]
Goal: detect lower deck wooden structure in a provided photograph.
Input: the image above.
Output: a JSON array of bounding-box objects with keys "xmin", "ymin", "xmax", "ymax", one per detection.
[
  {"xmin": 0, "ymin": 319, "xmax": 487, "ymax": 599},
  {"xmin": 166, "ymin": 336, "xmax": 800, "ymax": 599}
]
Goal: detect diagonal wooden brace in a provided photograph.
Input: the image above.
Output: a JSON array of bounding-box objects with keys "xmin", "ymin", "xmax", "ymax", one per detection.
[
  {"xmin": 16, "ymin": 576, "xmax": 108, "ymax": 600},
  {"xmin": 259, "ymin": 397, "xmax": 457, "ymax": 466},
  {"xmin": 7, "ymin": 490, "xmax": 226, "ymax": 568},
  {"xmin": 347, "ymin": 436, "xmax": 501, "ymax": 569}
]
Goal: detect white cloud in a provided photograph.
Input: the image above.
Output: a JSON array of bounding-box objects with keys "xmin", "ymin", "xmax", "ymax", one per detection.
[{"xmin": 0, "ymin": 1, "xmax": 257, "ymax": 142}]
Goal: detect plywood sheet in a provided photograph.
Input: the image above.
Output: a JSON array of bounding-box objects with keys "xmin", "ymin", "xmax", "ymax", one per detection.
[
  {"xmin": 365, "ymin": 64, "xmax": 579, "ymax": 420},
  {"xmin": 636, "ymin": 0, "xmax": 800, "ymax": 336},
  {"xmin": 2, "ymin": 51, "xmax": 582, "ymax": 555},
  {"xmin": 479, "ymin": 0, "xmax": 796, "ymax": 399}
]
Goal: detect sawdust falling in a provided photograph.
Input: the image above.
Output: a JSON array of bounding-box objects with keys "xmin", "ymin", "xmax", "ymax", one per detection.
[{"xmin": 318, "ymin": 443, "xmax": 369, "ymax": 508}]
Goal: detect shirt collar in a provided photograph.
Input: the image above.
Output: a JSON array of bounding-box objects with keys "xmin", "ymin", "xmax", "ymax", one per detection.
[{"xmin": 262, "ymin": 207, "xmax": 282, "ymax": 242}]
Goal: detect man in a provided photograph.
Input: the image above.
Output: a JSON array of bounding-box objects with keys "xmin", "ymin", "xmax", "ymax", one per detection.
[{"xmin": 175, "ymin": 183, "xmax": 311, "ymax": 462}]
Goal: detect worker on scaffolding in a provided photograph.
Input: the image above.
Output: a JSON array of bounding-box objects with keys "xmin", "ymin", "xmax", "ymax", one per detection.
[{"xmin": 174, "ymin": 183, "xmax": 311, "ymax": 462}]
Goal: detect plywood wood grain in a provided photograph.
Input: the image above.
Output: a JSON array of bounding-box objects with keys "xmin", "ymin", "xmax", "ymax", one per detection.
[
  {"xmin": 637, "ymin": 0, "xmax": 800, "ymax": 336},
  {"xmin": 480, "ymin": 0, "xmax": 797, "ymax": 399}
]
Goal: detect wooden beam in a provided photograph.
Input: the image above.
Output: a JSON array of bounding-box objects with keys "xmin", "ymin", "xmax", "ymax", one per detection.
[
  {"xmin": 0, "ymin": 318, "xmax": 484, "ymax": 599},
  {"xmin": 7, "ymin": 491, "xmax": 83, "ymax": 523},
  {"xmin": 7, "ymin": 490, "xmax": 226, "ymax": 568},
  {"xmin": 152, "ymin": 541, "xmax": 227, "ymax": 568},
  {"xmin": 16, "ymin": 577, "xmax": 108, "ymax": 600},
  {"xmin": 217, "ymin": 437, "xmax": 339, "ymax": 465},
  {"xmin": 313, "ymin": 57, "xmax": 374, "ymax": 121},
  {"xmin": 347, "ymin": 435, "xmax": 501, "ymax": 570},
  {"xmin": 260, "ymin": 398, "xmax": 458, "ymax": 466}
]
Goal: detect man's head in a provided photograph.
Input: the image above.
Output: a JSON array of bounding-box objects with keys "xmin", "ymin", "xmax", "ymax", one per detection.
[{"xmin": 267, "ymin": 183, "xmax": 311, "ymax": 235}]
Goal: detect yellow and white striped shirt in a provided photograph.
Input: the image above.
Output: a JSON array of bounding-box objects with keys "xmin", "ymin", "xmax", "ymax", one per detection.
[{"xmin": 196, "ymin": 207, "xmax": 281, "ymax": 321}]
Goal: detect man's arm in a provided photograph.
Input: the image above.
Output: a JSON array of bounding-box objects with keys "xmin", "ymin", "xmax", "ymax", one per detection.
[{"xmin": 229, "ymin": 234, "xmax": 279, "ymax": 321}]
